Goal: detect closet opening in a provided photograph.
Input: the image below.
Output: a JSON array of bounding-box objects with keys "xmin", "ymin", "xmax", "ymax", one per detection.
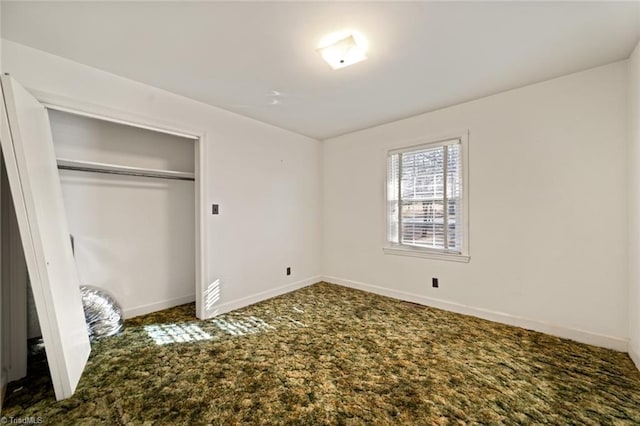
[{"xmin": 25, "ymin": 105, "xmax": 206, "ymax": 342}]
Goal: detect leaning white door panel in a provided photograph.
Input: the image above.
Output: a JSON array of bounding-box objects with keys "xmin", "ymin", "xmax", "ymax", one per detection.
[{"xmin": 0, "ymin": 75, "xmax": 90, "ymax": 400}]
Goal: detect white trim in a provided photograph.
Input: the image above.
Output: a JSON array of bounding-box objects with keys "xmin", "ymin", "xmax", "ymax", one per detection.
[
  {"xmin": 383, "ymin": 246, "xmax": 470, "ymax": 262},
  {"xmin": 383, "ymin": 129, "xmax": 471, "ymax": 154},
  {"xmin": 461, "ymin": 131, "xmax": 470, "ymax": 257},
  {"xmin": 207, "ymin": 276, "xmax": 322, "ymax": 318},
  {"xmin": 30, "ymin": 89, "xmax": 199, "ymax": 140},
  {"xmin": 630, "ymin": 342, "xmax": 640, "ymax": 371},
  {"xmin": 388, "ymin": 136, "xmax": 461, "ymax": 156},
  {"xmin": 195, "ymin": 130, "xmax": 208, "ymax": 320},
  {"xmin": 24, "ymin": 88, "xmax": 210, "ymax": 321},
  {"xmin": 124, "ymin": 294, "xmax": 197, "ymax": 319},
  {"xmin": 323, "ymin": 275, "xmax": 628, "ymax": 352}
]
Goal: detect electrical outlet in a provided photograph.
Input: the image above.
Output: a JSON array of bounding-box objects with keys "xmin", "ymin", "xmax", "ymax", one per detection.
[
  {"xmin": 432, "ymin": 278, "xmax": 439, "ymax": 288},
  {"xmin": 286, "ymin": 267, "xmax": 291, "ymax": 276}
]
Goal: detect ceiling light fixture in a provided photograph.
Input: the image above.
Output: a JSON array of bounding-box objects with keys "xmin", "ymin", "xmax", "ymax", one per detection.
[{"xmin": 317, "ymin": 31, "xmax": 368, "ymax": 70}]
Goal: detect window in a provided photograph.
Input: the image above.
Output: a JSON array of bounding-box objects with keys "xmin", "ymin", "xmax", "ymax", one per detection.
[{"xmin": 384, "ymin": 134, "xmax": 469, "ymax": 262}]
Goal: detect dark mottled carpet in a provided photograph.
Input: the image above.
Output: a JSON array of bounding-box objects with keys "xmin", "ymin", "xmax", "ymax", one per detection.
[{"xmin": 4, "ymin": 282, "xmax": 640, "ymax": 424}]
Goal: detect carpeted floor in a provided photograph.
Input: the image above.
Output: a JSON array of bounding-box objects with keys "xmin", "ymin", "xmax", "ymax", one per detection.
[{"xmin": 4, "ymin": 282, "xmax": 640, "ymax": 424}]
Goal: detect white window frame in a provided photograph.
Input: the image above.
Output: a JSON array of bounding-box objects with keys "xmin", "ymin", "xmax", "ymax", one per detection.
[{"xmin": 383, "ymin": 131, "xmax": 470, "ymax": 263}]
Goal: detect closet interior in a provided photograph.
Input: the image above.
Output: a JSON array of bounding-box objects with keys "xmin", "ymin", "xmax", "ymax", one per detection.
[{"xmin": 27, "ymin": 109, "xmax": 198, "ymax": 338}]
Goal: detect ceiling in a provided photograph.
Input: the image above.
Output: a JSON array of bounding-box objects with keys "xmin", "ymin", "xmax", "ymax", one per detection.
[{"xmin": 2, "ymin": 2, "xmax": 639, "ymax": 140}]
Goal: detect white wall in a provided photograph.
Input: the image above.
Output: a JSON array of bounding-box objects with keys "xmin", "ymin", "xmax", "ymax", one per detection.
[
  {"xmin": 49, "ymin": 110, "xmax": 196, "ymax": 317},
  {"xmin": 323, "ymin": 61, "xmax": 629, "ymax": 350},
  {"xmin": 2, "ymin": 40, "xmax": 322, "ymax": 318},
  {"xmin": 628, "ymin": 40, "xmax": 640, "ymax": 367},
  {"xmin": 2, "ymin": 38, "xmax": 634, "ymax": 354}
]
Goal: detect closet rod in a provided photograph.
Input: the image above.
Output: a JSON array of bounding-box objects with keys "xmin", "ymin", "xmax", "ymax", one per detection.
[{"xmin": 56, "ymin": 158, "xmax": 195, "ymax": 182}]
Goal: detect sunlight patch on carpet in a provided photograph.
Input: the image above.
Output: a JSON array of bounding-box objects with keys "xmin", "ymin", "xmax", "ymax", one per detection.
[
  {"xmin": 144, "ymin": 323, "xmax": 213, "ymax": 345},
  {"xmin": 211, "ymin": 316, "xmax": 276, "ymax": 336},
  {"xmin": 210, "ymin": 310, "xmax": 307, "ymax": 337}
]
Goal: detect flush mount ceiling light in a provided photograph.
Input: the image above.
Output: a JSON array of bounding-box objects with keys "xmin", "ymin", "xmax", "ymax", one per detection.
[{"xmin": 317, "ymin": 31, "xmax": 368, "ymax": 70}]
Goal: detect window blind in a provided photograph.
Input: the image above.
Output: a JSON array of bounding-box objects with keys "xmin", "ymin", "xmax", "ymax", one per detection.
[{"xmin": 387, "ymin": 139, "xmax": 463, "ymax": 253}]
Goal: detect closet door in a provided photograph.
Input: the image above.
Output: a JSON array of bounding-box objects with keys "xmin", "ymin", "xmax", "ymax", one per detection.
[{"xmin": 0, "ymin": 75, "xmax": 90, "ymax": 400}]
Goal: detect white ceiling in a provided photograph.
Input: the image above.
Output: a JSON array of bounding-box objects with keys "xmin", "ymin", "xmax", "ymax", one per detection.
[{"xmin": 3, "ymin": 2, "xmax": 639, "ymax": 140}]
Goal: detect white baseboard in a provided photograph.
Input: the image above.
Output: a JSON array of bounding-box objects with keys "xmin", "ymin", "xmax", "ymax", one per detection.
[
  {"xmin": 630, "ymin": 342, "xmax": 640, "ymax": 370},
  {"xmin": 323, "ymin": 275, "xmax": 629, "ymax": 352},
  {"xmin": 205, "ymin": 275, "xmax": 322, "ymax": 318},
  {"xmin": 124, "ymin": 294, "xmax": 196, "ymax": 319},
  {"xmin": 123, "ymin": 275, "xmax": 322, "ymax": 320}
]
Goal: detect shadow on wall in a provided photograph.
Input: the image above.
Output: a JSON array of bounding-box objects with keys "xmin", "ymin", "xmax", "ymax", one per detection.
[{"xmin": 27, "ymin": 282, "xmax": 41, "ymax": 339}]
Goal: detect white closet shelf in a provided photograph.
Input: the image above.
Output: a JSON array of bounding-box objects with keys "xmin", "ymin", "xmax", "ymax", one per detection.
[{"xmin": 56, "ymin": 158, "xmax": 195, "ymax": 181}]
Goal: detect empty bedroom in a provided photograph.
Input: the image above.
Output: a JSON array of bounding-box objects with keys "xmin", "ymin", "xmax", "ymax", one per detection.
[{"xmin": 0, "ymin": 1, "xmax": 639, "ymax": 424}]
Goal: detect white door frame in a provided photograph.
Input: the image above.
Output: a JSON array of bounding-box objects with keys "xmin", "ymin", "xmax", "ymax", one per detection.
[{"xmin": 26, "ymin": 89, "xmax": 209, "ymax": 320}]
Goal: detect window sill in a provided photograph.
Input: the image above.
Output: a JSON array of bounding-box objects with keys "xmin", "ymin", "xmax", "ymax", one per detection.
[{"xmin": 383, "ymin": 246, "xmax": 470, "ymax": 263}]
